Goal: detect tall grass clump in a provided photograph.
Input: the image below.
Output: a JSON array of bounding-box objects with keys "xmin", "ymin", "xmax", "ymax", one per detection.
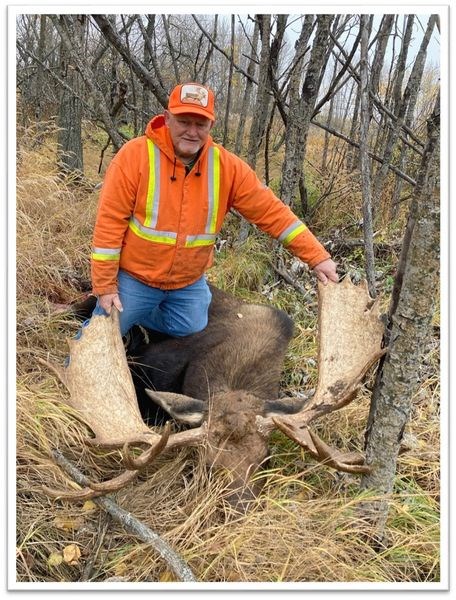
[{"xmin": 14, "ymin": 123, "xmax": 441, "ymax": 585}]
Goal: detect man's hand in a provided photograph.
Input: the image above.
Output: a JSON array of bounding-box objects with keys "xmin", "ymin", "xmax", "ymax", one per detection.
[
  {"xmin": 98, "ymin": 293, "xmax": 123, "ymax": 314},
  {"xmin": 313, "ymin": 258, "xmax": 339, "ymax": 285}
]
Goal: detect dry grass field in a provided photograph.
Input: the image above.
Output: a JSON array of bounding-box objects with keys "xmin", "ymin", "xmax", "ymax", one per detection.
[{"xmin": 14, "ymin": 123, "xmax": 441, "ymax": 585}]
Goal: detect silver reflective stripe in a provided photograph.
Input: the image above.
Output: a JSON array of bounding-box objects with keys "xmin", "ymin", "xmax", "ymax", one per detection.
[
  {"xmin": 129, "ymin": 216, "xmax": 177, "ymax": 245},
  {"xmin": 278, "ymin": 220, "xmax": 307, "ymax": 245},
  {"xmin": 145, "ymin": 140, "xmax": 161, "ymax": 228}
]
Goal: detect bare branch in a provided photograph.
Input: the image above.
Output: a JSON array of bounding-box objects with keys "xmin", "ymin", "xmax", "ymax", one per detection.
[{"xmin": 47, "ymin": 448, "xmax": 197, "ymax": 582}]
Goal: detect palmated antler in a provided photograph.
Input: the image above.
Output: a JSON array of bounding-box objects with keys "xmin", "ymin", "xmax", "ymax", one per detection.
[
  {"xmin": 258, "ymin": 277, "xmax": 386, "ymax": 474},
  {"xmin": 41, "ymin": 309, "xmax": 205, "ymax": 500}
]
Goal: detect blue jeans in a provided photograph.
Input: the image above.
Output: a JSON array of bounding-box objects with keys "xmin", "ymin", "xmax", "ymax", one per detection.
[{"xmin": 93, "ymin": 270, "xmax": 212, "ymax": 337}]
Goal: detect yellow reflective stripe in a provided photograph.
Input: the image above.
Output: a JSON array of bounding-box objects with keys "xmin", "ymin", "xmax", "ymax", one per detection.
[
  {"xmin": 206, "ymin": 146, "xmax": 220, "ymax": 234},
  {"xmin": 145, "ymin": 139, "xmax": 160, "ymax": 227},
  {"xmin": 129, "ymin": 218, "xmax": 177, "ymax": 245},
  {"xmin": 185, "ymin": 234, "xmax": 216, "ymax": 247},
  {"xmin": 92, "ymin": 252, "xmax": 120, "ymax": 261},
  {"xmin": 91, "ymin": 247, "xmax": 121, "ymax": 261},
  {"xmin": 279, "ymin": 221, "xmax": 307, "ymax": 245}
]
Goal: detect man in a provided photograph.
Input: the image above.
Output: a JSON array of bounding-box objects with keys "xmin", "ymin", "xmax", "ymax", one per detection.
[{"xmin": 91, "ymin": 82, "xmax": 338, "ymax": 337}]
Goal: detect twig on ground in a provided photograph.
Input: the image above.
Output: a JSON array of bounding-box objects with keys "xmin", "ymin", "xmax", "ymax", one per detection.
[{"xmin": 49, "ymin": 448, "xmax": 198, "ymax": 582}]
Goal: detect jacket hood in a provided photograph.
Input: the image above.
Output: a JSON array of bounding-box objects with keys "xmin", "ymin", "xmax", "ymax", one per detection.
[{"xmin": 145, "ymin": 114, "xmax": 213, "ymax": 163}]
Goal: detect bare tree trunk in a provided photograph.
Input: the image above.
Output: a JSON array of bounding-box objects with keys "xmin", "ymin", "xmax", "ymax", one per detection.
[
  {"xmin": 358, "ymin": 16, "xmax": 376, "ymax": 297},
  {"xmin": 360, "ymin": 92, "xmax": 440, "ymax": 543},
  {"xmin": 201, "ymin": 15, "xmax": 218, "ymax": 84},
  {"xmin": 51, "ymin": 14, "xmax": 126, "ymax": 151},
  {"xmin": 321, "ymin": 58, "xmax": 338, "ymax": 172},
  {"xmin": 346, "ymin": 82, "xmax": 361, "ymax": 172},
  {"xmin": 140, "ymin": 16, "xmax": 155, "ymax": 132},
  {"xmin": 222, "ymin": 15, "xmax": 235, "ymax": 148},
  {"xmin": 57, "ymin": 15, "xmax": 85, "ymax": 175},
  {"xmin": 390, "ymin": 14, "xmax": 438, "ymax": 217},
  {"xmin": 280, "ymin": 15, "xmax": 333, "ymax": 211},
  {"xmin": 162, "ymin": 15, "xmax": 180, "ymax": 82},
  {"xmin": 370, "ymin": 15, "xmax": 395, "ymax": 102},
  {"xmin": 237, "ymin": 14, "xmax": 272, "ymax": 245},
  {"xmin": 278, "ymin": 14, "xmax": 314, "ymax": 212},
  {"xmin": 245, "ymin": 14, "xmax": 272, "ymax": 170},
  {"xmin": 234, "ymin": 18, "xmax": 259, "ymax": 156},
  {"xmin": 372, "ymin": 15, "xmax": 415, "ymax": 213},
  {"xmin": 34, "ymin": 15, "xmax": 47, "ymax": 122}
]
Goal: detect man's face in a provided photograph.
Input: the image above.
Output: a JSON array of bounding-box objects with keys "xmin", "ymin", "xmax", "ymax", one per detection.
[{"xmin": 164, "ymin": 111, "xmax": 213, "ymax": 161}]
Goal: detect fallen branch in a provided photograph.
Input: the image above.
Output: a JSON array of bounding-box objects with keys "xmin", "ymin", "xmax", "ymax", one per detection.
[
  {"xmin": 48, "ymin": 448, "xmax": 197, "ymax": 582},
  {"xmin": 269, "ymin": 261, "xmax": 314, "ymax": 301}
]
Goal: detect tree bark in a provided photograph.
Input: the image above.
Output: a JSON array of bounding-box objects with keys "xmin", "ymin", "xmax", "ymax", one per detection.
[
  {"xmin": 372, "ymin": 15, "xmax": 415, "ymax": 214},
  {"xmin": 57, "ymin": 15, "xmax": 85, "ymax": 175},
  {"xmin": 280, "ymin": 15, "xmax": 333, "ymax": 210},
  {"xmin": 390, "ymin": 15, "xmax": 438, "ymax": 217},
  {"xmin": 358, "ymin": 16, "xmax": 376, "ymax": 297},
  {"xmin": 360, "ymin": 92, "xmax": 440, "ymax": 542},
  {"xmin": 234, "ymin": 18, "xmax": 259, "ymax": 156},
  {"xmin": 222, "ymin": 15, "xmax": 235, "ymax": 147},
  {"xmin": 245, "ymin": 14, "xmax": 272, "ymax": 170}
]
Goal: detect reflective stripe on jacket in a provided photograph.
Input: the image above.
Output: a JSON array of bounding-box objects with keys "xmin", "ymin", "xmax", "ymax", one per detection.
[{"xmin": 91, "ymin": 115, "xmax": 330, "ymax": 295}]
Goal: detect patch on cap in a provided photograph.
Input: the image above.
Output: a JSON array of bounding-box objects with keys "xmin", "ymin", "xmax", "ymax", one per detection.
[{"xmin": 180, "ymin": 84, "xmax": 209, "ymax": 107}]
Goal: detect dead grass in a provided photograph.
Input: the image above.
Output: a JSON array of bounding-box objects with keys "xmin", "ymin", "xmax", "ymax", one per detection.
[{"xmin": 14, "ymin": 123, "xmax": 441, "ymax": 585}]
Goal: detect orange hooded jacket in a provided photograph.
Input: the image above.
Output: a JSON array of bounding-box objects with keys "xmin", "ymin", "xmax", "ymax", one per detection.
[{"xmin": 91, "ymin": 115, "xmax": 330, "ymax": 295}]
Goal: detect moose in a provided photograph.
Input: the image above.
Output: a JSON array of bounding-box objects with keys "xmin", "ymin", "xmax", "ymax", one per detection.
[{"xmin": 42, "ymin": 278, "xmax": 385, "ymax": 508}]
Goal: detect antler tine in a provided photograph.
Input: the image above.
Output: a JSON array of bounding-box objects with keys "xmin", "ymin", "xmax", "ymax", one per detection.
[
  {"xmin": 42, "ymin": 484, "xmax": 104, "ymax": 501},
  {"xmin": 42, "ymin": 467, "xmax": 143, "ymax": 501},
  {"xmin": 306, "ymin": 430, "xmax": 372, "ymax": 474},
  {"xmin": 122, "ymin": 421, "xmax": 172, "ymax": 470}
]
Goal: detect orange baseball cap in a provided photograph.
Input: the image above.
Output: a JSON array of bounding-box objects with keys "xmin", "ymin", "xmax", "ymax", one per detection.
[{"xmin": 168, "ymin": 83, "xmax": 215, "ymax": 121}]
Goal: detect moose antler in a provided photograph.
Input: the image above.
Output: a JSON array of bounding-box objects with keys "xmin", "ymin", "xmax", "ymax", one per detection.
[
  {"xmin": 41, "ymin": 309, "xmax": 206, "ymax": 500},
  {"xmin": 258, "ymin": 277, "xmax": 385, "ymax": 473}
]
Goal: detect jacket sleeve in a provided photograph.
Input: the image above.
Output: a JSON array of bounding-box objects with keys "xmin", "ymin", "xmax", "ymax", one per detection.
[
  {"xmin": 91, "ymin": 146, "xmax": 138, "ymax": 296},
  {"xmin": 230, "ymin": 164, "xmax": 330, "ymax": 268}
]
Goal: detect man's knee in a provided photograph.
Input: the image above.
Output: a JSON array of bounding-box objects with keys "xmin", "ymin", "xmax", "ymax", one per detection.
[{"xmin": 166, "ymin": 313, "xmax": 208, "ymax": 337}]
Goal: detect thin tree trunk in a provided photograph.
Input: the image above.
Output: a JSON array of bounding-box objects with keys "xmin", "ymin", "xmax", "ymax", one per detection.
[
  {"xmin": 390, "ymin": 15, "xmax": 438, "ymax": 217},
  {"xmin": 57, "ymin": 15, "xmax": 84, "ymax": 175},
  {"xmin": 162, "ymin": 15, "xmax": 180, "ymax": 82},
  {"xmin": 358, "ymin": 16, "xmax": 376, "ymax": 297},
  {"xmin": 222, "ymin": 15, "xmax": 235, "ymax": 147},
  {"xmin": 280, "ymin": 15, "xmax": 333, "ymax": 210},
  {"xmin": 201, "ymin": 15, "xmax": 218, "ymax": 84},
  {"xmin": 245, "ymin": 14, "xmax": 272, "ymax": 170},
  {"xmin": 360, "ymin": 92, "xmax": 440, "ymax": 543},
  {"xmin": 372, "ymin": 15, "xmax": 415, "ymax": 213},
  {"xmin": 237, "ymin": 14, "xmax": 272, "ymax": 245},
  {"xmin": 321, "ymin": 58, "xmax": 338, "ymax": 172},
  {"xmin": 140, "ymin": 16, "xmax": 155, "ymax": 132},
  {"xmin": 234, "ymin": 18, "xmax": 259, "ymax": 156}
]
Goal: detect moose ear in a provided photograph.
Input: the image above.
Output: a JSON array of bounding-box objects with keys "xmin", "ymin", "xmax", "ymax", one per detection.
[
  {"xmin": 264, "ymin": 396, "xmax": 309, "ymax": 417},
  {"xmin": 144, "ymin": 390, "xmax": 205, "ymax": 426}
]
